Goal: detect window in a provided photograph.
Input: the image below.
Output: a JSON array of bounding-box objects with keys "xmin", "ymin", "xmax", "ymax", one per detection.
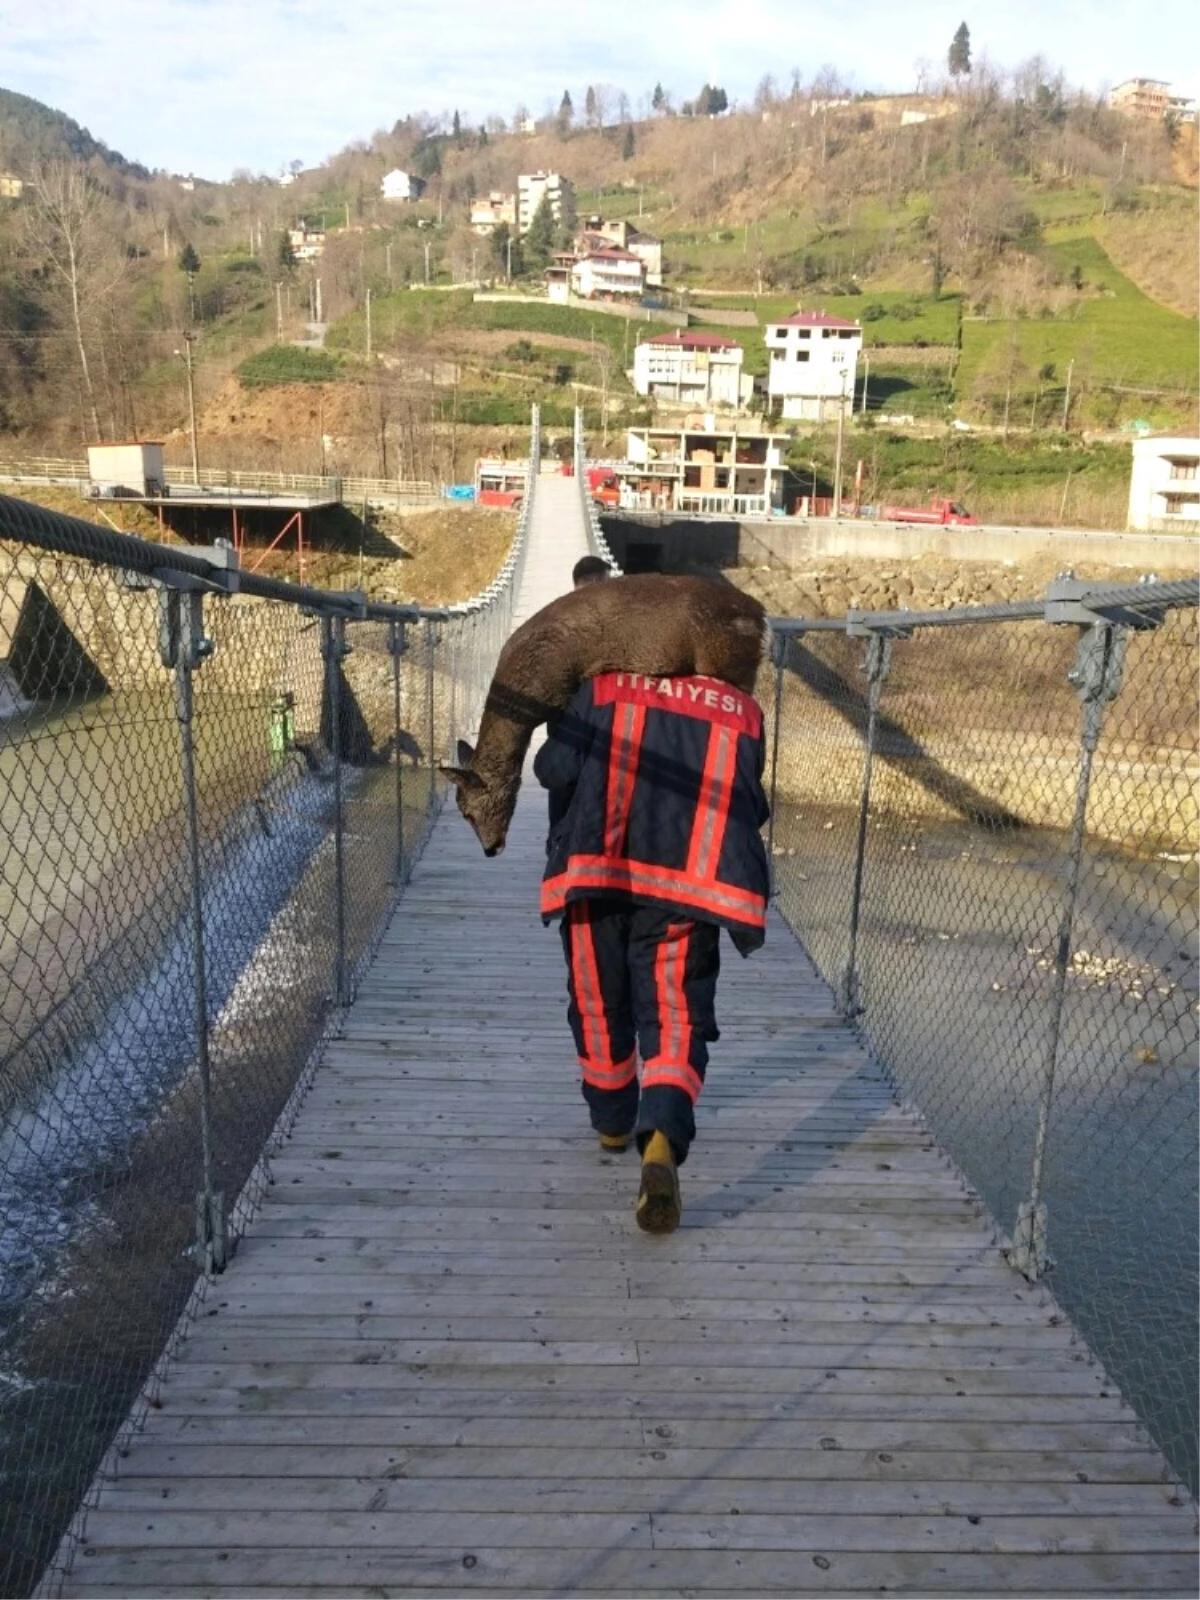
[{"xmin": 1166, "ymin": 457, "xmax": 1198, "ymax": 480}]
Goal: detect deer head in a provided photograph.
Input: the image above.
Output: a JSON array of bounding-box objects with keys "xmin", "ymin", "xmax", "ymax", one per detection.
[{"xmin": 440, "ymin": 739, "xmax": 519, "ymax": 857}]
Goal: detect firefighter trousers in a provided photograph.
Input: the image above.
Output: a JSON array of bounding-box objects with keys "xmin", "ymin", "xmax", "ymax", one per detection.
[{"xmin": 559, "ymin": 897, "xmax": 721, "ymax": 1164}]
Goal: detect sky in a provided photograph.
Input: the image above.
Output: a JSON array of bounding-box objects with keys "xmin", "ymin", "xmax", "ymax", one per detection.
[{"xmin": 0, "ymin": 0, "xmax": 1195, "ymax": 180}]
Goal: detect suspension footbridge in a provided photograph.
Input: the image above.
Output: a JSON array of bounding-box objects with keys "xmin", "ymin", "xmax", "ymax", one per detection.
[{"xmin": 0, "ymin": 414, "xmax": 1196, "ymax": 1597}]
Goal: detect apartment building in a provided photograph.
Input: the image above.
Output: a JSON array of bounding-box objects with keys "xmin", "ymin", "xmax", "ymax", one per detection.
[
  {"xmin": 632, "ymin": 332, "xmax": 751, "ymax": 409},
  {"xmin": 517, "ymin": 171, "xmax": 573, "ymax": 235},
  {"xmin": 765, "ymin": 309, "xmax": 862, "ymax": 421},
  {"xmin": 622, "ymin": 423, "xmax": 789, "ymax": 515},
  {"xmin": 1128, "ymin": 435, "xmax": 1200, "ymax": 530},
  {"xmin": 470, "ymin": 192, "xmax": 517, "ymax": 235}
]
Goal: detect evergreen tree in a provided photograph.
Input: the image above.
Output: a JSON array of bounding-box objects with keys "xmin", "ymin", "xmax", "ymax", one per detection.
[
  {"xmin": 178, "ymin": 242, "xmax": 201, "ymax": 321},
  {"xmin": 948, "ymin": 22, "xmax": 971, "ymax": 78},
  {"xmin": 452, "ymin": 109, "xmax": 462, "ymax": 146},
  {"xmin": 524, "ymin": 195, "xmax": 557, "ymax": 270},
  {"xmin": 490, "ymin": 222, "xmax": 522, "ymax": 279},
  {"xmin": 557, "ymin": 90, "xmax": 574, "ymax": 136},
  {"xmin": 585, "ymin": 85, "xmax": 598, "ymax": 127},
  {"xmin": 277, "ymin": 231, "xmax": 297, "ymax": 274},
  {"xmin": 622, "ymin": 124, "xmax": 635, "ymax": 160},
  {"xmin": 651, "ymin": 82, "xmax": 666, "ymax": 113},
  {"xmin": 479, "ymin": 124, "xmax": 488, "ymax": 147}
]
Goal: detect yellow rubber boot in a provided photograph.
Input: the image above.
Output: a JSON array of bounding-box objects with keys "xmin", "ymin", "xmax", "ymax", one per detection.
[
  {"xmin": 636, "ymin": 1130, "xmax": 681, "ymax": 1234},
  {"xmin": 598, "ymin": 1131, "xmax": 631, "ymax": 1153}
]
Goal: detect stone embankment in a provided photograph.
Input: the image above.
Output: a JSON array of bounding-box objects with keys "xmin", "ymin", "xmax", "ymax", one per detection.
[{"xmin": 727, "ymin": 552, "xmax": 1160, "ymax": 619}]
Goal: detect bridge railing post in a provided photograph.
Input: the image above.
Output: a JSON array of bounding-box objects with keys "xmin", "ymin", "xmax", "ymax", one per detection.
[
  {"xmin": 1007, "ymin": 589, "xmax": 1145, "ymax": 1281},
  {"xmin": 839, "ymin": 618, "xmax": 907, "ymax": 1019},
  {"xmin": 158, "ymin": 583, "xmax": 226, "ymax": 1276},
  {"xmin": 320, "ymin": 612, "xmax": 351, "ymax": 1008},
  {"xmin": 424, "ymin": 617, "xmax": 439, "ymax": 813},
  {"xmin": 388, "ymin": 618, "xmax": 407, "ymax": 884}
]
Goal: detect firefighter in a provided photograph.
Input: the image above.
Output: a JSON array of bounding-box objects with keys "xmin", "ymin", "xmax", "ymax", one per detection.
[{"xmin": 534, "ymin": 669, "xmax": 770, "ymax": 1234}]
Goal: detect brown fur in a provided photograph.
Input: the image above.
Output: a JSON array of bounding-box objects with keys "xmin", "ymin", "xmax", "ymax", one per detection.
[{"xmin": 441, "ymin": 574, "xmax": 767, "ymax": 856}]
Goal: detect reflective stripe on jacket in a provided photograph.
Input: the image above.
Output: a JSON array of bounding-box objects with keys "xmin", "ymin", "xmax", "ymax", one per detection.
[{"xmin": 534, "ymin": 672, "xmax": 770, "ymax": 951}]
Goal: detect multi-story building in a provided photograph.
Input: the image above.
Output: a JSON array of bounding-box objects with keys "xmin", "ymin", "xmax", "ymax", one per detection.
[
  {"xmin": 0, "ymin": 172, "xmax": 23, "ymax": 199},
  {"xmin": 632, "ymin": 332, "xmax": 751, "ymax": 410},
  {"xmin": 579, "ymin": 218, "xmax": 664, "ymax": 287},
  {"xmin": 517, "ymin": 171, "xmax": 572, "ymax": 235},
  {"xmin": 571, "ymin": 247, "xmax": 645, "ymax": 300},
  {"xmin": 287, "ymin": 221, "xmax": 326, "ymax": 261},
  {"xmin": 1128, "ymin": 435, "xmax": 1200, "ymax": 530},
  {"xmin": 1109, "ymin": 78, "xmax": 1197, "ymax": 120},
  {"xmin": 622, "ymin": 423, "xmax": 789, "ymax": 515},
  {"xmin": 765, "ymin": 309, "xmax": 862, "ymax": 421},
  {"xmin": 470, "ymin": 192, "xmax": 517, "ymax": 235}
]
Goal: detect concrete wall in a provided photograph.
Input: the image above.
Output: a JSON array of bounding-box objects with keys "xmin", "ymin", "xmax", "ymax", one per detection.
[{"xmin": 737, "ymin": 518, "xmax": 1199, "ymax": 573}]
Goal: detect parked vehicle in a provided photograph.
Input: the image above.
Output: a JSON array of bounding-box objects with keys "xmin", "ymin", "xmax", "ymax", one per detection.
[
  {"xmin": 475, "ymin": 460, "xmax": 526, "ymax": 509},
  {"xmin": 586, "ymin": 467, "xmax": 621, "ymax": 509},
  {"xmin": 880, "ymin": 498, "xmax": 979, "ymax": 526}
]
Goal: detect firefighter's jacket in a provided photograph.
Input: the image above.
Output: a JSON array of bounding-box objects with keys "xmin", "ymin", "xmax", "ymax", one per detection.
[{"xmin": 534, "ymin": 671, "xmax": 770, "ymax": 954}]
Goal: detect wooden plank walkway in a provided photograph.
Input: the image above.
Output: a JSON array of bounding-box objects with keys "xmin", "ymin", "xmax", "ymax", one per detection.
[{"xmin": 59, "ymin": 465, "xmax": 1197, "ymax": 1597}]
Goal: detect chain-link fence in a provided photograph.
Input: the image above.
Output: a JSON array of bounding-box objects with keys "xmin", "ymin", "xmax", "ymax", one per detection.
[
  {"xmin": 765, "ymin": 576, "xmax": 1199, "ymax": 1499},
  {"xmin": 0, "ymin": 410, "xmax": 538, "ymax": 1599}
]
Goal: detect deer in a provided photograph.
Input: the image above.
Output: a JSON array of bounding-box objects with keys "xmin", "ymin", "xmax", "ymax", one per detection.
[{"xmin": 440, "ymin": 573, "xmax": 769, "ymax": 856}]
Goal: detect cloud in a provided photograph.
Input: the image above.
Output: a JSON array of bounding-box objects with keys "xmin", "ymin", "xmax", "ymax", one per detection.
[{"xmin": 0, "ymin": 0, "xmax": 1193, "ymax": 177}]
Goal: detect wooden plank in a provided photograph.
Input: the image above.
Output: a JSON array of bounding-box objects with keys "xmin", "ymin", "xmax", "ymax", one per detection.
[{"xmin": 61, "ymin": 771, "xmax": 1193, "ymax": 1599}]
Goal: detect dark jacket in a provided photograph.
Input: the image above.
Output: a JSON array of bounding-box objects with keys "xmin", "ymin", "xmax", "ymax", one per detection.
[{"xmin": 534, "ymin": 671, "xmax": 770, "ymax": 953}]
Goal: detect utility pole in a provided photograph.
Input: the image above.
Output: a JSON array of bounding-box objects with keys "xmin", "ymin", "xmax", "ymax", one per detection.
[
  {"xmin": 1061, "ymin": 359, "xmax": 1074, "ymax": 430},
  {"xmin": 832, "ymin": 374, "xmax": 847, "ymax": 518},
  {"xmin": 506, "ymin": 233, "xmax": 513, "ymax": 282},
  {"xmin": 275, "ymin": 281, "xmax": 283, "ymax": 341},
  {"xmin": 860, "ymin": 353, "xmax": 870, "ymax": 413},
  {"xmin": 365, "ymin": 287, "xmax": 372, "ymax": 361},
  {"xmin": 424, "ymin": 240, "xmax": 431, "ymax": 284},
  {"xmin": 181, "ymin": 331, "xmax": 200, "ymax": 482},
  {"xmin": 315, "ymin": 277, "xmax": 323, "ymax": 324},
  {"xmin": 344, "ymin": 200, "xmax": 351, "ymax": 229},
  {"xmin": 385, "ymin": 242, "xmax": 392, "ymax": 287}
]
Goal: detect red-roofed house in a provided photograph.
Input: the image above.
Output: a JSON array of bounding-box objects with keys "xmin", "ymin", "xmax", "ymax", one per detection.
[
  {"xmin": 766, "ymin": 309, "xmax": 862, "ymax": 420},
  {"xmin": 633, "ymin": 331, "xmax": 751, "ymax": 409},
  {"xmin": 571, "ymin": 247, "xmax": 645, "ymax": 301}
]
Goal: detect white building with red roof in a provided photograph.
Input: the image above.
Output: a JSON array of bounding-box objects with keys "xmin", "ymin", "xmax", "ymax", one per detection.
[
  {"xmin": 570, "ymin": 247, "xmax": 646, "ymax": 301},
  {"xmin": 633, "ymin": 330, "xmax": 751, "ymax": 410},
  {"xmin": 766, "ymin": 309, "xmax": 862, "ymax": 421}
]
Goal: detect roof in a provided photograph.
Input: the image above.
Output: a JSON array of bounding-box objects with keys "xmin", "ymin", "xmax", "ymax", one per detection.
[
  {"xmin": 770, "ymin": 311, "xmax": 862, "ymax": 330},
  {"xmin": 641, "ymin": 331, "xmax": 741, "ymax": 352},
  {"xmin": 579, "ymin": 247, "xmax": 642, "ymax": 264}
]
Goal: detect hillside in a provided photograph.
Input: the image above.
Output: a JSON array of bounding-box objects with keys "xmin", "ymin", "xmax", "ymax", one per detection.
[{"xmin": 0, "ymin": 74, "xmax": 1194, "ymax": 514}]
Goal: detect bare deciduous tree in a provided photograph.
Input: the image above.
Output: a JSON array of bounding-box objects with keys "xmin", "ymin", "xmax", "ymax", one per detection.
[{"xmin": 24, "ymin": 161, "xmax": 111, "ymax": 440}]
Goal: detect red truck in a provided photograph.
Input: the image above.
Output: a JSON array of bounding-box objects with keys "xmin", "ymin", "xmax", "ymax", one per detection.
[
  {"xmin": 880, "ymin": 498, "xmax": 979, "ymax": 526},
  {"xmin": 587, "ymin": 467, "xmax": 620, "ymax": 509}
]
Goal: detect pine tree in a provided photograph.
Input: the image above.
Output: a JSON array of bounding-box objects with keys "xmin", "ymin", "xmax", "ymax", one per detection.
[
  {"xmin": 651, "ymin": 82, "xmax": 666, "ymax": 114},
  {"xmin": 178, "ymin": 243, "xmax": 201, "ymax": 322},
  {"xmin": 452, "ymin": 109, "xmax": 462, "ymax": 147},
  {"xmin": 948, "ymin": 22, "xmax": 971, "ymax": 78},
  {"xmin": 557, "ymin": 90, "xmax": 574, "ymax": 136},
  {"xmin": 277, "ymin": 232, "xmax": 297, "ymax": 274},
  {"xmin": 585, "ymin": 86, "xmax": 598, "ymax": 128},
  {"xmin": 525, "ymin": 195, "xmax": 557, "ymax": 270},
  {"xmin": 622, "ymin": 125, "xmax": 635, "ymax": 160}
]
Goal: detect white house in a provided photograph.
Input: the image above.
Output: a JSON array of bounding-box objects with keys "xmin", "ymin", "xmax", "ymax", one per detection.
[
  {"xmin": 517, "ymin": 171, "xmax": 572, "ymax": 234},
  {"xmin": 381, "ymin": 168, "xmax": 426, "ymax": 202},
  {"xmin": 1128, "ymin": 435, "xmax": 1200, "ymax": 530},
  {"xmin": 633, "ymin": 332, "xmax": 751, "ymax": 409},
  {"xmin": 571, "ymin": 248, "xmax": 645, "ymax": 301},
  {"xmin": 765, "ymin": 309, "xmax": 862, "ymax": 421}
]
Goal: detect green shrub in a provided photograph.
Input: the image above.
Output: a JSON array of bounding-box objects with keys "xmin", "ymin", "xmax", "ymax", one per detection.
[{"xmin": 236, "ymin": 346, "xmax": 342, "ymax": 386}]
